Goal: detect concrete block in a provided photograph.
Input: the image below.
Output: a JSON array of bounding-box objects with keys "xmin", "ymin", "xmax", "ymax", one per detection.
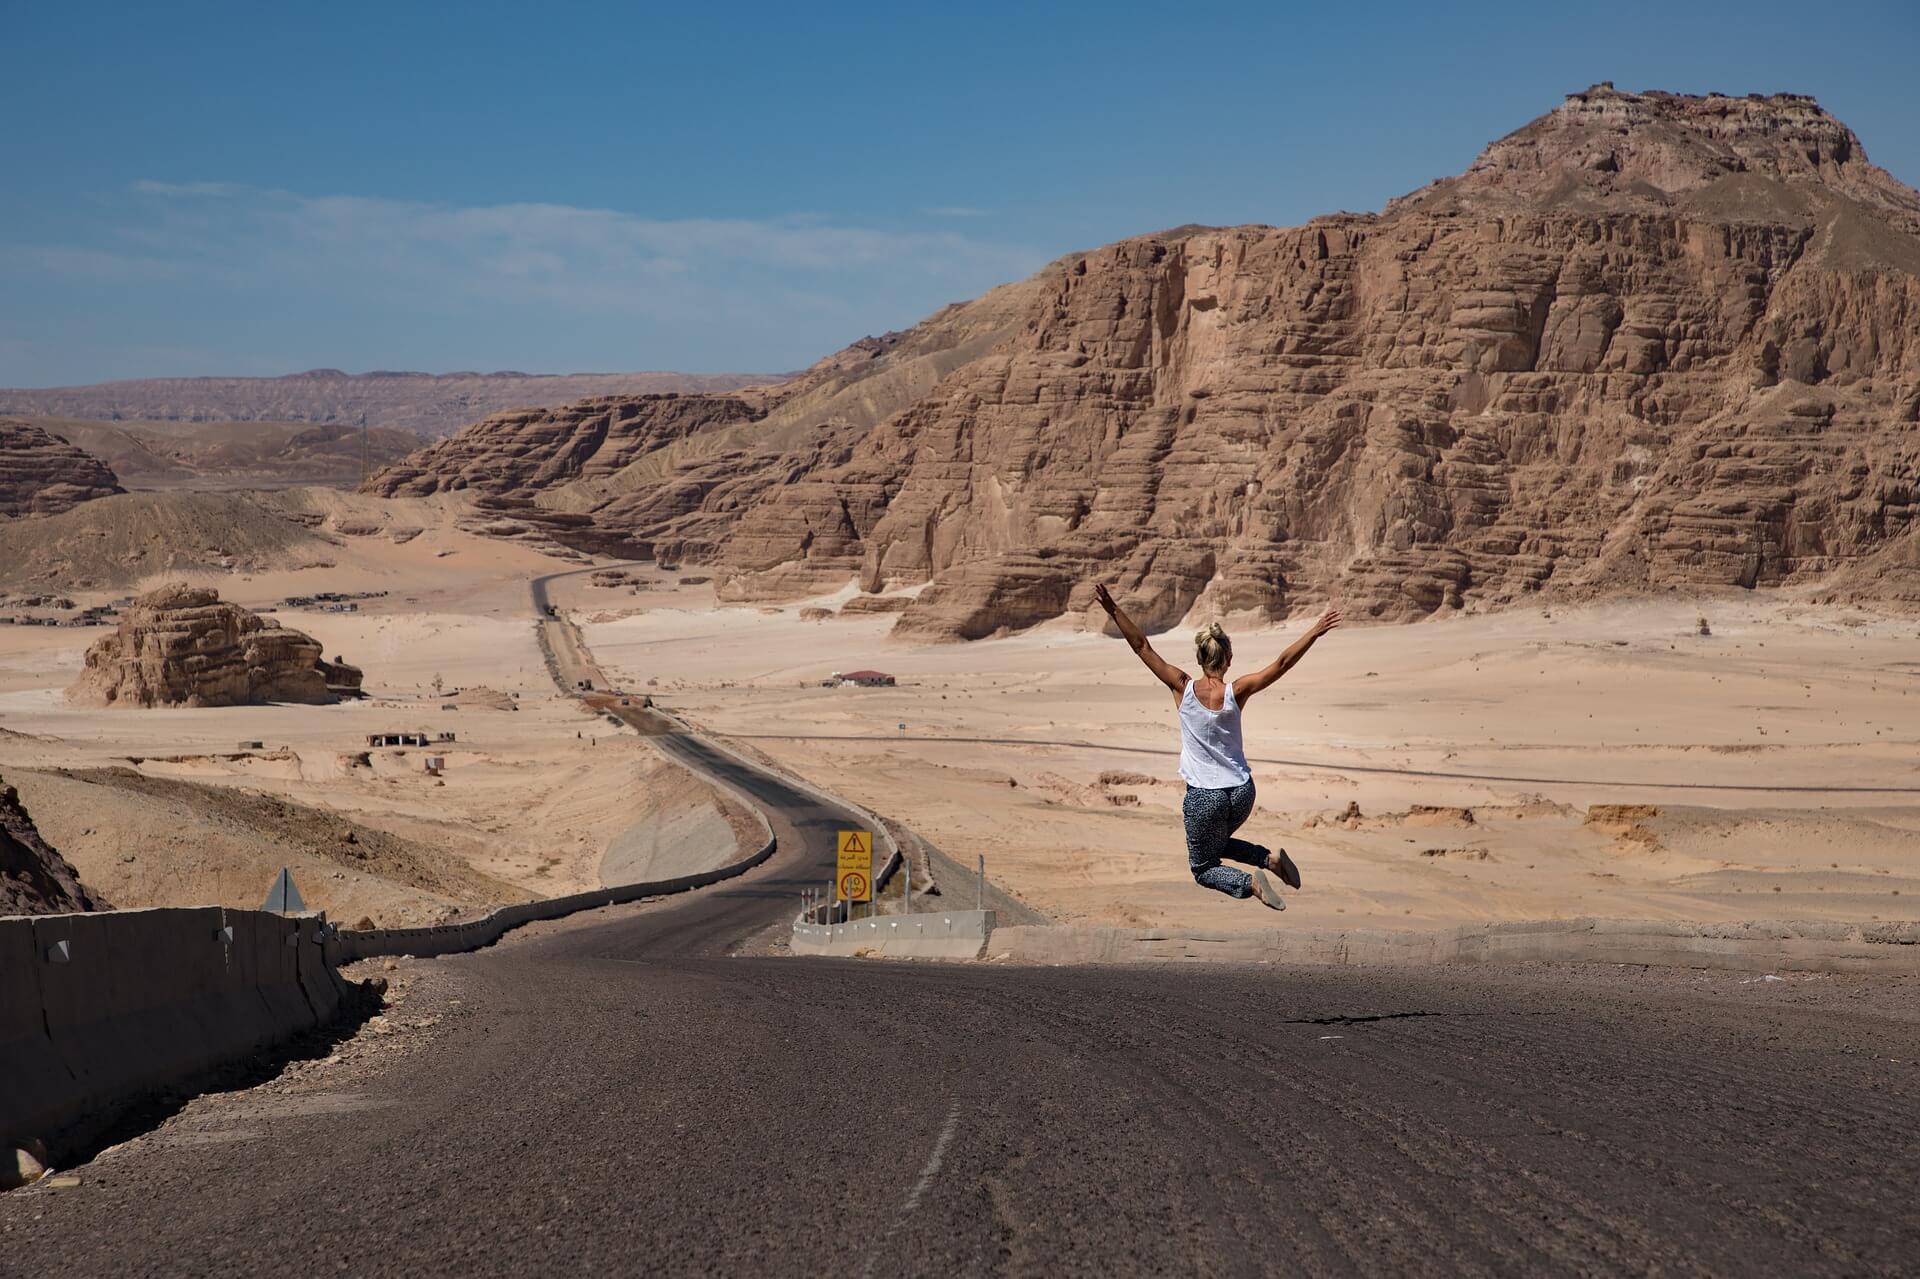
[
  {"xmin": 791, "ymin": 910, "xmax": 995, "ymax": 960},
  {"xmin": 0, "ymin": 919, "xmax": 71, "ymax": 1147},
  {"xmin": 103, "ymin": 909, "xmax": 228, "ymax": 1090},
  {"xmin": 256, "ymin": 913, "xmax": 313, "ymax": 1027},
  {"xmin": 291, "ymin": 918, "xmax": 343, "ymax": 1024},
  {"xmin": 30, "ymin": 913, "xmax": 133, "ymax": 1103}
]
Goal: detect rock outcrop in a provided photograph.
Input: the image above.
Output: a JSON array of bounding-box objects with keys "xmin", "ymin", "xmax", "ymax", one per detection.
[
  {"xmin": 67, "ymin": 585, "xmax": 352, "ymax": 708},
  {"xmin": 318, "ymin": 655, "xmax": 365, "ymax": 698},
  {"xmin": 0, "ymin": 778, "xmax": 107, "ymax": 914},
  {"xmin": 365, "ymin": 394, "xmax": 762, "ymax": 499},
  {"xmin": 372, "ymin": 87, "xmax": 1920, "ymax": 636},
  {"xmin": 363, "ymin": 281, "xmax": 1040, "ymax": 563},
  {"xmin": 0, "ymin": 418, "xmax": 124, "ymax": 519}
]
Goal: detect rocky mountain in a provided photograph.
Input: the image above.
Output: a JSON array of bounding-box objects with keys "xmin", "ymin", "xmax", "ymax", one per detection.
[
  {"xmin": 0, "ymin": 369, "xmax": 783, "ymax": 439},
  {"xmin": 68, "ymin": 584, "xmax": 356, "ymax": 708},
  {"xmin": 369, "ymin": 86, "xmax": 1920, "ymax": 635},
  {"xmin": 30, "ymin": 417, "xmax": 423, "ymax": 491},
  {"xmin": 363, "ymin": 279, "xmax": 1042, "ymax": 561},
  {"xmin": 0, "ymin": 777, "xmax": 107, "ymax": 915},
  {"xmin": 0, "ymin": 492, "xmax": 333, "ymax": 592},
  {"xmin": 0, "ymin": 418, "xmax": 124, "ymax": 519}
]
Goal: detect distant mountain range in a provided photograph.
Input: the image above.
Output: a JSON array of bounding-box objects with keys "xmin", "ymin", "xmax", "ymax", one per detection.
[{"xmin": 0, "ymin": 369, "xmax": 784, "ymax": 439}]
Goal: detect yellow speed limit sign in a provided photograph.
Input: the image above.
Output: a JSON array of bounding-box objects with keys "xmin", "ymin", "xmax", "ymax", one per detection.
[{"xmin": 836, "ymin": 829, "xmax": 873, "ymax": 901}]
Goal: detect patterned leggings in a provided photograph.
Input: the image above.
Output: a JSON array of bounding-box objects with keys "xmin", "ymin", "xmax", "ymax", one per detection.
[{"xmin": 1183, "ymin": 779, "xmax": 1270, "ymax": 898}]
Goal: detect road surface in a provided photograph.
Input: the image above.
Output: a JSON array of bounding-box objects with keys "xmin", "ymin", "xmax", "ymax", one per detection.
[{"xmin": 4, "ymin": 577, "xmax": 1915, "ymax": 1276}]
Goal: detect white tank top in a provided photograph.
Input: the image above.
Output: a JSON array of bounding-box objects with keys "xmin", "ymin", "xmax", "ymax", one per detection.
[{"xmin": 1178, "ymin": 678, "xmax": 1251, "ymax": 789}]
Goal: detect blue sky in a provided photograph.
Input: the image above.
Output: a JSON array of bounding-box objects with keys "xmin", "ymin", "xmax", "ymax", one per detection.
[{"xmin": 4, "ymin": 0, "xmax": 1916, "ymax": 386}]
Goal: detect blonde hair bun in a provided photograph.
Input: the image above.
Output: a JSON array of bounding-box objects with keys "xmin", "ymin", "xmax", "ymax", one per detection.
[{"xmin": 1194, "ymin": 621, "xmax": 1232, "ymax": 673}]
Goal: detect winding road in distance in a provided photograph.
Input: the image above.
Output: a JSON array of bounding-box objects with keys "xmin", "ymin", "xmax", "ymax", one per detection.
[{"xmin": 3, "ymin": 570, "xmax": 1914, "ymax": 1276}]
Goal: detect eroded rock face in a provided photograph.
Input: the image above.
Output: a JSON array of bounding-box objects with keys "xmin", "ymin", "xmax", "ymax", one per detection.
[
  {"xmin": 318, "ymin": 656, "xmax": 365, "ymax": 698},
  {"xmin": 68, "ymin": 585, "xmax": 342, "ymax": 708},
  {"xmin": 360, "ymin": 279, "xmax": 1043, "ymax": 563},
  {"xmin": 0, "ymin": 778, "xmax": 107, "ymax": 914},
  {"xmin": 368, "ymin": 87, "xmax": 1920, "ymax": 638},
  {"xmin": 712, "ymin": 86, "xmax": 1920, "ymax": 637},
  {"xmin": 0, "ymin": 418, "xmax": 124, "ymax": 519},
  {"xmin": 365, "ymin": 394, "xmax": 761, "ymax": 498}
]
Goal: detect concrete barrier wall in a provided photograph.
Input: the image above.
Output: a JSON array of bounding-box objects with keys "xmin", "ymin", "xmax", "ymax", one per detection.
[
  {"xmin": 2, "ymin": 814, "xmax": 777, "ymax": 1153},
  {"xmin": 985, "ymin": 917, "xmax": 1920, "ymax": 973},
  {"xmin": 328, "ymin": 830, "xmax": 777, "ymax": 964},
  {"xmin": 0, "ymin": 907, "xmax": 332, "ymax": 1148},
  {"xmin": 791, "ymin": 910, "xmax": 995, "ymax": 960},
  {"xmin": 1, "ymin": 598, "xmax": 840, "ymax": 1156}
]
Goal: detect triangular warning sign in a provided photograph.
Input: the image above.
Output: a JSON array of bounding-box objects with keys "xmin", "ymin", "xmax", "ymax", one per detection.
[
  {"xmin": 840, "ymin": 832, "xmax": 866, "ymax": 854},
  {"xmin": 262, "ymin": 867, "xmax": 307, "ymax": 914}
]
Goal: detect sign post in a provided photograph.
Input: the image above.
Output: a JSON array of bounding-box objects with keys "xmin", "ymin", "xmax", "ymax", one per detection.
[{"xmin": 836, "ymin": 829, "xmax": 873, "ymax": 919}]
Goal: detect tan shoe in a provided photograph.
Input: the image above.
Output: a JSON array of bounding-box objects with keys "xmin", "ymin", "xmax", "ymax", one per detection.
[
  {"xmin": 1269, "ymin": 847, "xmax": 1302, "ymax": 890},
  {"xmin": 1251, "ymin": 870, "xmax": 1287, "ymax": 910}
]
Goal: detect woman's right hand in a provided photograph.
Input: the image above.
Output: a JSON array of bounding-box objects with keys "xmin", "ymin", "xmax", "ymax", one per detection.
[
  {"xmin": 1093, "ymin": 583, "xmax": 1119, "ymax": 616},
  {"xmin": 1310, "ymin": 608, "xmax": 1343, "ymax": 638}
]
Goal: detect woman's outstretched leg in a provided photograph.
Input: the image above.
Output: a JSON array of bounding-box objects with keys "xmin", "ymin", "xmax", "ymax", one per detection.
[
  {"xmin": 1184, "ymin": 780, "xmax": 1284, "ymax": 907},
  {"xmin": 1184, "ymin": 784, "xmax": 1252, "ymax": 897},
  {"xmin": 1211, "ymin": 780, "xmax": 1301, "ymax": 888}
]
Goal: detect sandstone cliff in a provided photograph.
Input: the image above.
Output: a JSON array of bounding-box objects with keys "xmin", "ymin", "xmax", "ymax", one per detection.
[
  {"xmin": 718, "ymin": 85, "xmax": 1920, "ymax": 636},
  {"xmin": 370, "ymin": 86, "xmax": 1920, "ymax": 637},
  {"xmin": 68, "ymin": 585, "xmax": 351, "ymax": 708},
  {"xmin": 0, "ymin": 777, "xmax": 107, "ymax": 915},
  {"xmin": 0, "ymin": 417, "xmax": 124, "ymax": 519},
  {"xmin": 362, "ymin": 278, "xmax": 1041, "ymax": 562}
]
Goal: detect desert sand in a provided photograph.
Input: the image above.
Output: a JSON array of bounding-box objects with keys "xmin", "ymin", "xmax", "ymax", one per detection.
[
  {"xmin": 0, "ymin": 508, "xmax": 755, "ymax": 925},
  {"xmin": 569, "ymin": 572, "xmax": 1920, "ymax": 932}
]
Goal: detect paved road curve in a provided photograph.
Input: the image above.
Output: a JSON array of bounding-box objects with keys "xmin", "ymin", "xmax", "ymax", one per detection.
[{"xmin": 5, "ymin": 580, "xmax": 1916, "ymax": 1275}]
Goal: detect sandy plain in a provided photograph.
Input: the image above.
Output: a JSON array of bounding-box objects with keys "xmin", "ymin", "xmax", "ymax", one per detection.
[
  {"xmin": 0, "ymin": 507, "xmax": 754, "ymax": 925},
  {"xmin": 570, "ymin": 575, "xmax": 1920, "ymax": 933},
  {"xmin": 5, "ymin": 493, "xmax": 1914, "ymax": 937}
]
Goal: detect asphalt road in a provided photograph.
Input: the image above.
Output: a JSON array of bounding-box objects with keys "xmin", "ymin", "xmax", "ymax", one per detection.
[{"xmin": 4, "ymin": 580, "xmax": 1916, "ymax": 1275}]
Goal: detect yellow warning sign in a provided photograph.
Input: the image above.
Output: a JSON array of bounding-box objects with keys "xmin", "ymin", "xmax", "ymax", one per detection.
[{"xmin": 836, "ymin": 830, "xmax": 872, "ymax": 901}]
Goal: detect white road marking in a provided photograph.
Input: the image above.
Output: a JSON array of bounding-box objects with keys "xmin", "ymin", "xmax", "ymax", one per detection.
[
  {"xmin": 861, "ymin": 1100, "xmax": 962, "ymax": 1277},
  {"xmin": 904, "ymin": 1102, "xmax": 961, "ymax": 1213}
]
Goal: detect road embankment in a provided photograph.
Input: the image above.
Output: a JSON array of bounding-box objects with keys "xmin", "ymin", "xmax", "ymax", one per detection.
[{"xmin": 984, "ymin": 916, "xmax": 1920, "ymax": 972}]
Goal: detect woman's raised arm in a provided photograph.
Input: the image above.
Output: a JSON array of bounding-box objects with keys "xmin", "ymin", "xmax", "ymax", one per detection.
[
  {"xmin": 1235, "ymin": 608, "xmax": 1341, "ymax": 705},
  {"xmin": 1093, "ymin": 583, "xmax": 1187, "ymax": 701}
]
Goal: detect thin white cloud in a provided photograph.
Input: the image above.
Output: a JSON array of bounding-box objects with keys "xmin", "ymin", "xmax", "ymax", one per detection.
[
  {"xmin": 129, "ymin": 179, "xmax": 252, "ymax": 198},
  {"xmin": 0, "ymin": 181, "xmax": 1050, "ymax": 378},
  {"xmin": 88, "ymin": 181, "xmax": 1038, "ymax": 308}
]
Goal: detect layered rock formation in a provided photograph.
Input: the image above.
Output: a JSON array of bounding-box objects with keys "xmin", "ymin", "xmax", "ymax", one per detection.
[
  {"xmin": 0, "ymin": 418, "xmax": 124, "ymax": 519},
  {"xmin": 68, "ymin": 585, "xmax": 351, "ymax": 708},
  {"xmin": 364, "ymin": 280, "xmax": 1040, "ymax": 562},
  {"xmin": 717, "ymin": 86, "xmax": 1920, "ymax": 636},
  {"xmin": 372, "ymin": 86, "xmax": 1920, "ymax": 636},
  {"xmin": 0, "ymin": 778, "xmax": 107, "ymax": 914},
  {"xmin": 0, "ymin": 369, "xmax": 782, "ymax": 438}
]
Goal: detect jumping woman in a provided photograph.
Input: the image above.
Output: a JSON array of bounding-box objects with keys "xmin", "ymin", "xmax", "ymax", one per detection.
[{"xmin": 1093, "ymin": 584, "xmax": 1341, "ymax": 910}]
